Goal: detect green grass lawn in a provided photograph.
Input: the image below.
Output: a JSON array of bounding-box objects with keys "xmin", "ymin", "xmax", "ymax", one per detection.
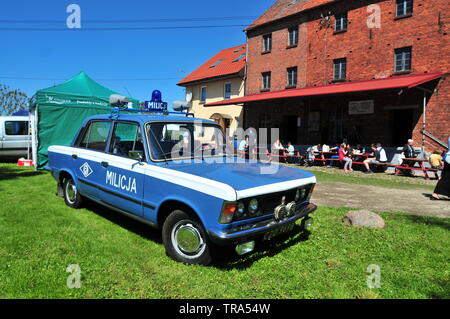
[{"xmin": 0, "ymin": 164, "xmax": 448, "ymax": 299}]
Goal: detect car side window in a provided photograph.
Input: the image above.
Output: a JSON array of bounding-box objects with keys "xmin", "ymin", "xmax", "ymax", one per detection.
[
  {"xmin": 5, "ymin": 121, "xmax": 28, "ymax": 136},
  {"xmin": 78, "ymin": 121, "xmax": 111, "ymax": 151},
  {"xmin": 109, "ymin": 122, "xmax": 146, "ymax": 161}
]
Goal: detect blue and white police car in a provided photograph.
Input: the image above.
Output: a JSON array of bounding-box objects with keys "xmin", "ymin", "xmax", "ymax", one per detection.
[{"xmin": 48, "ymin": 111, "xmax": 317, "ymax": 265}]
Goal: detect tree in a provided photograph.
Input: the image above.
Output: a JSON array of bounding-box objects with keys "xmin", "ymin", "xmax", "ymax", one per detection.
[{"xmin": 0, "ymin": 84, "xmax": 29, "ymax": 116}]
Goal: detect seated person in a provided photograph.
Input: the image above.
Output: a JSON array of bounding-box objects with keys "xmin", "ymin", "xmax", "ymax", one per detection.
[
  {"xmin": 286, "ymin": 142, "xmax": 297, "ymax": 164},
  {"xmin": 401, "ymin": 139, "xmax": 417, "ymax": 175},
  {"xmin": 363, "ymin": 143, "xmax": 387, "ymax": 173},
  {"xmin": 305, "ymin": 145, "xmax": 316, "ymax": 165},
  {"xmin": 328, "ymin": 143, "xmax": 340, "ymax": 167},
  {"xmin": 429, "ymin": 150, "xmax": 444, "ymax": 170},
  {"xmin": 339, "ymin": 143, "xmax": 353, "ymax": 172},
  {"xmin": 238, "ymin": 135, "xmax": 249, "ymax": 159},
  {"xmin": 272, "ymin": 140, "xmax": 286, "ymax": 158},
  {"xmin": 353, "ymin": 144, "xmax": 364, "ymax": 154},
  {"xmin": 352, "ymin": 144, "xmax": 365, "ymax": 163}
]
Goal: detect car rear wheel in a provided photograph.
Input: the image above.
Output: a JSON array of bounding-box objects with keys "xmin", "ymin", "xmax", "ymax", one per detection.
[
  {"xmin": 63, "ymin": 177, "xmax": 83, "ymax": 208},
  {"xmin": 162, "ymin": 210, "xmax": 213, "ymax": 265}
]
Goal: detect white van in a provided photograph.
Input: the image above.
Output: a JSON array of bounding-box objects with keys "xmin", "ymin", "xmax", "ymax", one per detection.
[{"xmin": 0, "ymin": 116, "xmax": 31, "ymax": 159}]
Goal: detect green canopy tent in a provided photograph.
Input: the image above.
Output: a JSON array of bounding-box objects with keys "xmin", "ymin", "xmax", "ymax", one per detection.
[{"xmin": 30, "ymin": 72, "xmax": 140, "ymax": 169}]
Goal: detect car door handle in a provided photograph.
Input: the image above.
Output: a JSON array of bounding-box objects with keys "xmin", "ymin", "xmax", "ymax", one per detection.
[
  {"xmin": 72, "ymin": 154, "xmax": 78, "ymax": 159},
  {"xmin": 101, "ymin": 161, "xmax": 109, "ymax": 168}
]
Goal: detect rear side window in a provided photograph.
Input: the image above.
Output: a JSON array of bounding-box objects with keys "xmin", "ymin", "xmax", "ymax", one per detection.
[
  {"xmin": 78, "ymin": 121, "xmax": 111, "ymax": 151},
  {"xmin": 109, "ymin": 122, "xmax": 146, "ymax": 161},
  {"xmin": 5, "ymin": 121, "xmax": 28, "ymax": 135}
]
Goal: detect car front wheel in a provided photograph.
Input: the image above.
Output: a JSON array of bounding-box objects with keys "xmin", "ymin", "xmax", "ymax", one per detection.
[
  {"xmin": 63, "ymin": 177, "xmax": 83, "ymax": 208},
  {"xmin": 162, "ymin": 210, "xmax": 213, "ymax": 265}
]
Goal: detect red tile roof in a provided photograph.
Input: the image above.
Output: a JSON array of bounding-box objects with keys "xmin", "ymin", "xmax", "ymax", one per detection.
[
  {"xmin": 205, "ymin": 73, "xmax": 443, "ymax": 106},
  {"xmin": 245, "ymin": 0, "xmax": 337, "ymax": 31},
  {"xmin": 177, "ymin": 44, "xmax": 246, "ymax": 86}
]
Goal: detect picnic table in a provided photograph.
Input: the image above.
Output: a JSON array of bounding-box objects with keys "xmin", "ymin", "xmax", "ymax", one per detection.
[
  {"xmin": 312, "ymin": 151, "xmax": 338, "ymax": 165},
  {"xmin": 394, "ymin": 157, "xmax": 439, "ymax": 179}
]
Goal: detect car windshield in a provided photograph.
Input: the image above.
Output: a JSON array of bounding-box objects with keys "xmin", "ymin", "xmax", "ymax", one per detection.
[{"xmin": 146, "ymin": 122, "xmax": 228, "ymax": 161}]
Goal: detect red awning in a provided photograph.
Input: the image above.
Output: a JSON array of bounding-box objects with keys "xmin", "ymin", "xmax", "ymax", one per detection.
[{"xmin": 205, "ymin": 72, "xmax": 442, "ymax": 107}]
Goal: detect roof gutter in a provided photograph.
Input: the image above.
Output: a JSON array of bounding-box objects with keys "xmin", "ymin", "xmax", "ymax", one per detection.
[
  {"xmin": 245, "ymin": 0, "xmax": 344, "ymax": 32},
  {"xmin": 177, "ymin": 71, "xmax": 244, "ymax": 87}
]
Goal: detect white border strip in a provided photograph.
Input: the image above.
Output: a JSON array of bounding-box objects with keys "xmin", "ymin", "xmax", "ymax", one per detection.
[
  {"xmin": 49, "ymin": 145, "xmax": 316, "ymax": 202},
  {"xmin": 49, "ymin": 145, "xmax": 238, "ymax": 201},
  {"xmin": 236, "ymin": 176, "xmax": 316, "ymax": 199}
]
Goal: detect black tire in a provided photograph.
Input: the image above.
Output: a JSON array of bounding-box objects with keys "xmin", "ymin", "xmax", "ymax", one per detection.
[
  {"xmin": 63, "ymin": 176, "xmax": 83, "ymax": 208},
  {"xmin": 162, "ymin": 210, "xmax": 214, "ymax": 265}
]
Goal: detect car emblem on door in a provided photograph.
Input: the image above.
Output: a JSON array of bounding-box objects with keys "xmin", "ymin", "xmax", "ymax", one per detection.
[{"xmin": 80, "ymin": 162, "xmax": 93, "ymax": 178}]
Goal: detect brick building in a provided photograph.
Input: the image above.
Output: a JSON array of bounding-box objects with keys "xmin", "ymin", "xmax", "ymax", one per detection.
[{"xmin": 207, "ymin": 0, "xmax": 449, "ymax": 151}]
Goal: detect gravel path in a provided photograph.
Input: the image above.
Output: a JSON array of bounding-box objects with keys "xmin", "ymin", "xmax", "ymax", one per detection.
[{"xmin": 311, "ymin": 182, "xmax": 450, "ymax": 218}]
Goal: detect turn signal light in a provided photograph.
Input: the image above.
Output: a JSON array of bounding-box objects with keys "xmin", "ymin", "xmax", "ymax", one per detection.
[{"xmin": 219, "ymin": 203, "xmax": 237, "ymax": 224}]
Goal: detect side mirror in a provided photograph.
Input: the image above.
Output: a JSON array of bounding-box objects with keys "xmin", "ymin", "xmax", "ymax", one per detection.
[{"xmin": 129, "ymin": 150, "xmax": 144, "ymax": 164}]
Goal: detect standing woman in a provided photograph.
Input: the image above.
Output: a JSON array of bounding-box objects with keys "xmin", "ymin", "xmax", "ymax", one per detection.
[{"xmin": 431, "ymin": 137, "xmax": 450, "ymax": 200}]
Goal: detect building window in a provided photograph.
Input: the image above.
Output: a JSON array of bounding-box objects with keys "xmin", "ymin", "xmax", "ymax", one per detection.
[
  {"xmin": 210, "ymin": 59, "xmax": 223, "ymax": 68},
  {"xmin": 262, "ymin": 72, "xmax": 271, "ymax": 90},
  {"xmin": 287, "ymin": 67, "xmax": 297, "ymax": 87},
  {"xmin": 333, "ymin": 58, "xmax": 347, "ymax": 81},
  {"xmin": 396, "ymin": 0, "xmax": 413, "ymax": 17},
  {"xmin": 288, "ymin": 26, "xmax": 298, "ymax": 46},
  {"xmin": 335, "ymin": 12, "xmax": 348, "ymax": 32},
  {"xmin": 394, "ymin": 47, "xmax": 412, "ymax": 72},
  {"xmin": 233, "ymin": 54, "xmax": 246, "ymax": 62},
  {"xmin": 263, "ymin": 34, "xmax": 272, "ymax": 52},
  {"xmin": 224, "ymin": 83, "xmax": 232, "ymax": 99},
  {"xmin": 200, "ymin": 86, "xmax": 207, "ymax": 103}
]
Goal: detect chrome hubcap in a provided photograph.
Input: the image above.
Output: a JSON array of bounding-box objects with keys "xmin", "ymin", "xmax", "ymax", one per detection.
[
  {"xmin": 66, "ymin": 180, "xmax": 77, "ymax": 203},
  {"xmin": 172, "ymin": 221, "xmax": 205, "ymax": 259}
]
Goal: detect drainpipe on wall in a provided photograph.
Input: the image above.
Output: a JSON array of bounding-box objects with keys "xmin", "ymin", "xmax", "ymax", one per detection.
[
  {"xmin": 422, "ymin": 91, "xmax": 426, "ymax": 153},
  {"xmin": 417, "ymin": 86, "xmax": 433, "ymax": 155}
]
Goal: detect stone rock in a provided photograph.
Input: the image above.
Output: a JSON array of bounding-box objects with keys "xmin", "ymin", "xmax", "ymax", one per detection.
[{"xmin": 342, "ymin": 210, "xmax": 385, "ymax": 228}]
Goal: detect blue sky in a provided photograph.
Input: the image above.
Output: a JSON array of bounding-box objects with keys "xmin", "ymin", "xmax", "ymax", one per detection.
[{"xmin": 1, "ymin": 0, "xmax": 274, "ymax": 108}]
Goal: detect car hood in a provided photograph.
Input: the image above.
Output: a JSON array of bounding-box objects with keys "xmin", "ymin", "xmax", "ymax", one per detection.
[{"xmin": 164, "ymin": 160, "xmax": 316, "ymax": 192}]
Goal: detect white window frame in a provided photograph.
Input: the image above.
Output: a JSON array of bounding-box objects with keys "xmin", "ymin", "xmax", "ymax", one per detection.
[
  {"xmin": 287, "ymin": 67, "xmax": 297, "ymax": 87},
  {"xmin": 262, "ymin": 72, "xmax": 271, "ymax": 90},
  {"xmin": 263, "ymin": 34, "xmax": 272, "ymax": 52},
  {"xmin": 333, "ymin": 58, "xmax": 347, "ymax": 81},
  {"xmin": 200, "ymin": 86, "xmax": 207, "ymax": 104},
  {"xmin": 224, "ymin": 83, "xmax": 232, "ymax": 100},
  {"xmin": 288, "ymin": 27, "xmax": 298, "ymax": 46},
  {"xmin": 335, "ymin": 12, "xmax": 348, "ymax": 32}
]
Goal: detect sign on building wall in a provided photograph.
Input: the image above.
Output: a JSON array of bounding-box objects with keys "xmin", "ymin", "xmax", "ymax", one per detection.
[{"xmin": 349, "ymin": 100, "xmax": 375, "ymax": 115}]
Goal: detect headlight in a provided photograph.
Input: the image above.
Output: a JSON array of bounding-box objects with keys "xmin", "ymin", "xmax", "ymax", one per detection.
[
  {"xmin": 248, "ymin": 199, "xmax": 258, "ymax": 214},
  {"xmin": 300, "ymin": 188, "xmax": 307, "ymax": 200},
  {"xmin": 295, "ymin": 189, "xmax": 301, "ymax": 201},
  {"xmin": 236, "ymin": 201, "xmax": 245, "ymax": 217}
]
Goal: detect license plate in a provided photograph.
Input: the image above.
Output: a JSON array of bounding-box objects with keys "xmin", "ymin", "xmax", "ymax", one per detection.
[{"xmin": 263, "ymin": 222, "xmax": 295, "ymax": 241}]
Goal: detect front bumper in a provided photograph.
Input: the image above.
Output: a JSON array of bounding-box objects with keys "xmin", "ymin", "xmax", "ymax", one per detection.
[{"xmin": 207, "ymin": 202, "xmax": 317, "ymax": 245}]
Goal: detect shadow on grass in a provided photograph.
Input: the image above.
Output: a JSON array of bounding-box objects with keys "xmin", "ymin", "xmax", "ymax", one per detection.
[
  {"xmin": 82, "ymin": 199, "xmax": 163, "ymax": 245},
  {"xmin": 0, "ymin": 166, "xmax": 41, "ymax": 182},
  {"xmin": 400, "ymin": 212, "xmax": 450, "ymax": 231},
  {"xmin": 212, "ymin": 225, "xmax": 310, "ymax": 270},
  {"xmin": 428, "ymin": 279, "xmax": 450, "ymax": 299},
  {"xmin": 81, "ymin": 198, "xmax": 310, "ymax": 269}
]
